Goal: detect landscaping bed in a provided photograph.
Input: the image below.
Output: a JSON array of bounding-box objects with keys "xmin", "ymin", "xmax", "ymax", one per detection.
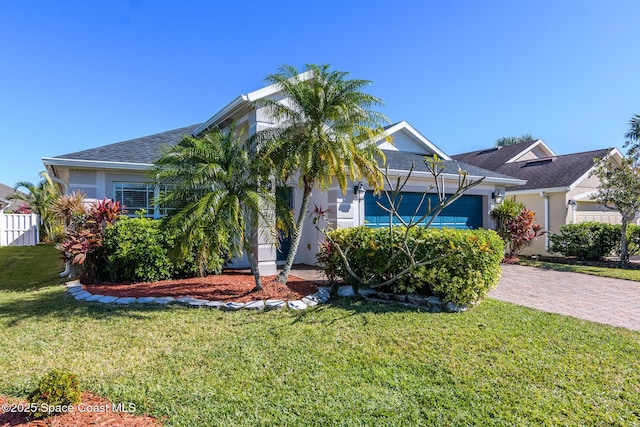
[
  {"xmin": 83, "ymin": 271, "xmax": 319, "ymax": 303},
  {"xmin": 0, "ymin": 392, "xmax": 160, "ymax": 426}
]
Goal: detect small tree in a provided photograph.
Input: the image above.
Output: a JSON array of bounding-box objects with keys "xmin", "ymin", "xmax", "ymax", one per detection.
[
  {"xmin": 314, "ymin": 155, "xmax": 484, "ymax": 290},
  {"xmin": 591, "ymin": 155, "xmax": 640, "ymax": 267},
  {"xmin": 590, "ymin": 114, "xmax": 640, "ymax": 267}
]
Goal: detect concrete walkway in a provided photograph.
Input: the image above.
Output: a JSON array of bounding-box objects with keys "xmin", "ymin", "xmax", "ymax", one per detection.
[{"xmin": 489, "ymin": 264, "xmax": 640, "ymax": 331}]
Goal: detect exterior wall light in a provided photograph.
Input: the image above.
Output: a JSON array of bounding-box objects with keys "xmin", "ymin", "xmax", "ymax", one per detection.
[
  {"xmin": 354, "ymin": 182, "xmax": 366, "ymax": 201},
  {"xmin": 492, "ymin": 189, "xmax": 505, "ymax": 204}
]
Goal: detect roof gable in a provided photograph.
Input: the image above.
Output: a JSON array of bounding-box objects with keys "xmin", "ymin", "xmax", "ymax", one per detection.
[
  {"xmin": 494, "ymin": 148, "xmax": 612, "ymax": 192},
  {"xmin": 376, "ymin": 121, "xmax": 451, "ymax": 160},
  {"xmin": 452, "ymin": 139, "xmax": 555, "ymax": 170},
  {"xmin": 193, "ymin": 71, "xmax": 314, "ymax": 135}
]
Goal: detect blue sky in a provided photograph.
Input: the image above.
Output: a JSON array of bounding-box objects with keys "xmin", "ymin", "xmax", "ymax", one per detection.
[{"xmin": 1, "ymin": 0, "xmax": 639, "ymax": 188}]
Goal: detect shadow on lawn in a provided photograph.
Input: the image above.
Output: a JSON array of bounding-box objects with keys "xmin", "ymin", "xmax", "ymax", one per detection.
[
  {"xmin": 288, "ymin": 296, "xmax": 445, "ymax": 326},
  {"xmin": 0, "ymin": 287, "xmax": 158, "ymax": 327}
]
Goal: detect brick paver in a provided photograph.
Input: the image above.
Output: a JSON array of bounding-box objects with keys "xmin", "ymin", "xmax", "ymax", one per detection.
[{"xmin": 489, "ymin": 264, "xmax": 640, "ymax": 331}]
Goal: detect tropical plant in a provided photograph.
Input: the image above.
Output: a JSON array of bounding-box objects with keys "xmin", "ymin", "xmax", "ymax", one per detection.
[
  {"xmin": 503, "ymin": 208, "xmax": 546, "ymax": 259},
  {"xmin": 51, "ymin": 191, "xmax": 87, "ymax": 227},
  {"xmin": 56, "ymin": 198, "xmax": 123, "ymax": 280},
  {"xmin": 258, "ymin": 64, "xmax": 389, "ymax": 284},
  {"xmin": 153, "ymin": 124, "xmax": 279, "ymax": 290},
  {"xmin": 491, "ymin": 197, "xmax": 525, "ymax": 240},
  {"xmin": 9, "ymin": 171, "xmax": 62, "ymax": 242}
]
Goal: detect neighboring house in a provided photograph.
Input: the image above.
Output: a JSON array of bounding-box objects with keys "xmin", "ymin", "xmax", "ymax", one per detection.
[
  {"xmin": 453, "ymin": 140, "xmax": 624, "ymax": 255},
  {"xmin": 43, "ymin": 77, "xmax": 525, "ymax": 274},
  {"xmin": 0, "ymin": 183, "xmax": 27, "ymax": 213}
]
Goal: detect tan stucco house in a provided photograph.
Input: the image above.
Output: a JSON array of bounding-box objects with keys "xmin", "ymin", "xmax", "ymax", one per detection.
[{"xmin": 453, "ymin": 140, "xmax": 624, "ymax": 255}]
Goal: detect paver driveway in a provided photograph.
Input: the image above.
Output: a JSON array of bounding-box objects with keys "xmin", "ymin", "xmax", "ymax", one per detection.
[{"xmin": 490, "ymin": 264, "xmax": 640, "ymax": 331}]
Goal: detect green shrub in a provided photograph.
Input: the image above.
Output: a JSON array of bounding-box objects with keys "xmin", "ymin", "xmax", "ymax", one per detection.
[
  {"xmin": 103, "ymin": 216, "xmax": 174, "ymax": 282},
  {"xmin": 549, "ymin": 222, "xmax": 620, "ymax": 260},
  {"xmin": 319, "ymin": 227, "xmax": 504, "ymax": 305},
  {"xmin": 27, "ymin": 370, "xmax": 82, "ymax": 419},
  {"xmin": 626, "ymin": 224, "xmax": 640, "ymax": 257}
]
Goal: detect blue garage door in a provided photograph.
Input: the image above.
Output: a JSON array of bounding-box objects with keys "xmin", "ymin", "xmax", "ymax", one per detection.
[{"xmin": 364, "ymin": 192, "xmax": 483, "ymax": 229}]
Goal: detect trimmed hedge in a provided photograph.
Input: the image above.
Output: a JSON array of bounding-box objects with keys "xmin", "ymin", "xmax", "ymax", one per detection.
[
  {"xmin": 550, "ymin": 222, "xmax": 640, "ymax": 260},
  {"xmin": 549, "ymin": 222, "xmax": 620, "ymax": 260},
  {"xmin": 319, "ymin": 227, "xmax": 504, "ymax": 306}
]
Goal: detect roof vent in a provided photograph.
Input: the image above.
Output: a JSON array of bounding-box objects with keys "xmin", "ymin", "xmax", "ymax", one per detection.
[
  {"xmin": 523, "ymin": 158, "xmax": 554, "ymax": 167},
  {"xmin": 479, "ymin": 147, "xmax": 500, "ymax": 155}
]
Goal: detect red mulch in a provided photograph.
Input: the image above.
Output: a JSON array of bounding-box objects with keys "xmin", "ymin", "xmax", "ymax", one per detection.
[
  {"xmin": 0, "ymin": 392, "xmax": 161, "ymax": 426},
  {"xmin": 84, "ymin": 271, "xmax": 319, "ymax": 303}
]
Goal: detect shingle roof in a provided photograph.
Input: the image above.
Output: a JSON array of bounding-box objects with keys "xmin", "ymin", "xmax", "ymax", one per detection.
[
  {"xmin": 53, "ymin": 124, "xmax": 201, "ymax": 164},
  {"xmin": 0, "ymin": 183, "xmax": 27, "ymax": 210},
  {"xmin": 490, "ymin": 149, "xmax": 610, "ymax": 191},
  {"xmin": 0, "ymin": 183, "xmax": 17, "ymax": 200},
  {"xmin": 451, "ymin": 140, "xmax": 539, "ymax": 170},
  {"xmin": 380, "ymin": 150, "xmax": 521, "ymax": 180}
]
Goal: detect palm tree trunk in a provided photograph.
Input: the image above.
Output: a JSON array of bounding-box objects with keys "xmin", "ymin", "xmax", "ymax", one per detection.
[
  {"xmin": 245, "ymin": 240, "xmax": 262, "ymax": 291},
  {"xmin": 277, "ymin": 182, "xmax": 313, "ymax": 284}
]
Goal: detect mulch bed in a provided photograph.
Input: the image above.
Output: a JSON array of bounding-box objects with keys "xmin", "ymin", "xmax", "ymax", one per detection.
[
  {"xmin": 0, "ymin": 392, "xmax": 161, "ymax": 426},
  {"xmin": 84, "ymin": 271, "xmax": 319, "ymax": 303}
]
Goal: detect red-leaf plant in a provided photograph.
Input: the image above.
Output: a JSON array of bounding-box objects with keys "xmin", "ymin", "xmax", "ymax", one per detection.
[
  {"xmin": 56, "ymin": 198, "xmax": 122, "ymax": 279},
  {"xmin": 503, "ymin": 208, "xmax": 546, "ymax": 261}
]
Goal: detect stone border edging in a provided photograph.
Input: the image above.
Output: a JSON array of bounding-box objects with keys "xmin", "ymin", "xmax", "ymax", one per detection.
[
  {"xmin": 65, "ymin": 281, "xmax": 467, "ymax": 313},
  {"xmin": 64, "ymin": 280, "xmax": 331, "ymax": 311},
  {"xmin": 336, "ymin": 285, "xmax": 468, "ymax": 313}
]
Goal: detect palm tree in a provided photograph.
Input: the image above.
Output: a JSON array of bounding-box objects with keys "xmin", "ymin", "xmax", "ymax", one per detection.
[
  {"xmin": 10, "ymin": 171, "xmax": 62, "ymax": 242},
  {"xmin": 624, "ymin": 114, "xmax": 640, "ymax": 157},
  {"xmin": 152, "ymin": 124, "xmax": 277, "ymax": 290},
  {"xmin": 259, "ymin": 64, "xmax": 388, "ymax": 284},
  {"xmin": 495, "ymin": 134, "xmax": 535, "ymax": 147}
]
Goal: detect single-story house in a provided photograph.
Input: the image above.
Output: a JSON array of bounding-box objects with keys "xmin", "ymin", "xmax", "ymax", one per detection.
[
  {"xmin": 43, "ymin": 76, "xmax": 525, "ymax": 274},
  {"xmin": 453, "ymin": 140, "xmax": 624, "ymax": 255}
]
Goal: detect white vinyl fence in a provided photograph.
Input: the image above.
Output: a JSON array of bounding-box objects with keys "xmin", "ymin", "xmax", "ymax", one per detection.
[{"xmin": 0, "ymin": 213, "xmax": 39, "ymax": 246}]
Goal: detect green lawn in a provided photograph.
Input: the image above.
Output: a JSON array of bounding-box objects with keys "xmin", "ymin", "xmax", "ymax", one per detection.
[
  {"xmin": 1, "ymin": 246, "xmax": 639, "ymax": 426},
  {"xmin": 518, "ymin": 258, "xmax": 640, "ymax": 282}
]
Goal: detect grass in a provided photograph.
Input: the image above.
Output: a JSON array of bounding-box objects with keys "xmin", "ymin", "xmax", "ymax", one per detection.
[
  {"xmin": 518, "ymin": 258, "xmax": 640, "ymax": 282},
  {"xmin": 1, "ymin": 246, "xmax": 639, "ymax": 426}
]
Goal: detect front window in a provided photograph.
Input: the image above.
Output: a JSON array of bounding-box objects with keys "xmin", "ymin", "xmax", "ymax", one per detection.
[{"xmin": 114, "ymin": 183, "xmax": 170, "ymax": 218}]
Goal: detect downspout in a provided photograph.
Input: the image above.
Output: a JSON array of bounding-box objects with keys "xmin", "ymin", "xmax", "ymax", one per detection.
[{"xmin": 540, "ymin": 191, "xmax": 549, "ymax": 251}]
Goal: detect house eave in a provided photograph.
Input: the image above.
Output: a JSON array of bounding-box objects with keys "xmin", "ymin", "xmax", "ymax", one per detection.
[
  {"xmin": 42, "ymin": 157, "xmax": 152, "ymax": 171},
  {"xmin": 506, "ymin": 186, "xmax": 570, "ymax": 195},
  {"xmin": 384, "ymin": 168, "xmax": 526, "ymax": 186}
]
